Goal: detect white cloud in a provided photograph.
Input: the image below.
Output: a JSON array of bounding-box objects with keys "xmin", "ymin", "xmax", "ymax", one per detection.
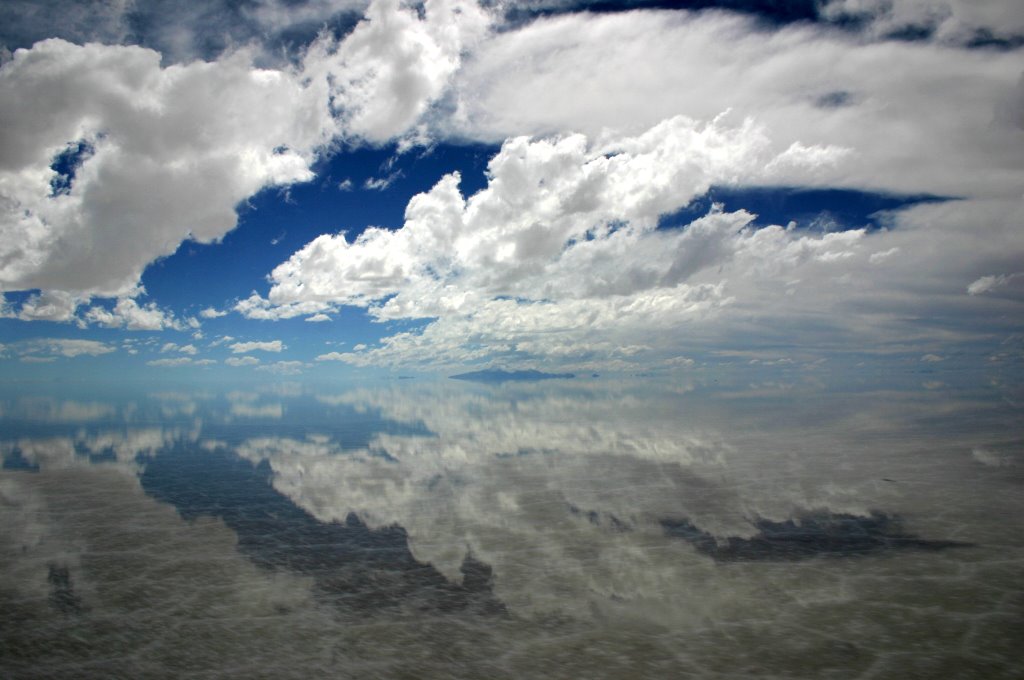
[
  {"xmin": 967, "ymin": 272, "xmax": 1024, "ymax": 296},
  {"xmin": 305, "ymin": 313, "xmax": 332, "ymax": 322},
  {"xmin": 13, "ymin": 290, "xmax": 81, "ymax": 322},
  {"xmin": 260, "ymin": 161, "xmax": 1023, "ymax": 369},
  {"xmin": 4, "ymin": 1, "xmax": 1022, "ymax": 369},
  {"xmin": 83, "ymin": 298, "xmax": 185, "ymax": 330},
  {"xmin": 869, "ymin": 247, "xmax": 900, "ymax": 264},
  {"xmin": 235, "ymin": 293, "xmax": 333, "ymax": 320},
  {"xmin": 161, "ymin": 342, "xmax": 198, "ymax": 355},
  {"xmin": 146, "ymin": 357, "xmax": 193, "ymax": 366},
  {"xmin": 0, "ymin": 40, "xmax": 334, "ymax": 304},
  {"xmin": 247, "ymin": 2, "xmax": 1024, "ymax": 370},
  {"xmin": 15, "ymin": 338, "xmax": 116, "ymax": 359},
  {"xmin": 301, "ymin": 0, "xmax": 492, "ymax": 144},
  {"xmin": 363, "ymin": 171, "xmax": 402, "ymax": 191},
  {"xmin": 199, "ymin": 307, "xmax": 228, "ymax": 319},
  {"xmin": 316, "ymin": 352, "xmax": 349, "ymax": 362},
  {"xmin": 254, "ymin": 115, "xmax": 899, "ymax": 368},
  {"xmin": 229, "ymin": 340, "xmax": 285, "ymax": 354},
  {"xmin": 226, "ymin": 356, "xmax": 261, "ymax": 366},
  {"xmin": 263, "ymin": 115, "xmax": 841, "ymax": 316},
  {"xmin": 449, "ymin": 9, "xmax": 1024, "ymax": 200}
]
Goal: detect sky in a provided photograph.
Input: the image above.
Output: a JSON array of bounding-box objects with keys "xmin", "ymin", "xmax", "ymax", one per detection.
[{"xmin": 0, "ymin": 0, "xmax": 1022, "ymax": 382}]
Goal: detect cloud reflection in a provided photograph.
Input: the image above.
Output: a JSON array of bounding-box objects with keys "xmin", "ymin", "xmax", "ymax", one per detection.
[{"xmin": 1, "ymin": 379, "xmax": 1022, "ymax": 677}]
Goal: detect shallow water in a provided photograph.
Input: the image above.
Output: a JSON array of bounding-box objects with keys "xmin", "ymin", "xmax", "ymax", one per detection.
[{"xmin": 2, "ymin": 378, "xmax": 1022, "ymax": 678}]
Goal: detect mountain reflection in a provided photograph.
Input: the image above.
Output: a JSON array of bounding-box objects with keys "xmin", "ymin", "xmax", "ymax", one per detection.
[{"xmin": 1, "ymin": 379, "xmax": 1021, "ymax": 678}]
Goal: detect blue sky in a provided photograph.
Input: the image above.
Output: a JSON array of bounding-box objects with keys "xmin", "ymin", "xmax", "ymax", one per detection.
[{"xmin": 1, "ymin": 0, "xmax": 1022, "ymax": 382}]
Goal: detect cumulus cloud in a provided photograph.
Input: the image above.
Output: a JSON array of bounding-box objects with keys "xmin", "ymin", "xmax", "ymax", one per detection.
[
  {"xmin": 199, "ymin": 307, "xmax": 228, "ymax": 319},
  {"xmin": 316, "ymin": 352, "xmax": 348, "ymax": 362},
  {"xmin": 301, "ymin": 0, "xmax": 491, "ymax": 144},
  {"xmin": 240, "ymin": 4, "xmax": 1024, "ymax": 370},
  {"xmin": 229, "ymin": 340, "xmax": 285, "ymax": 354},
  {"xmin": 11, "ymin": 290, "xmax": 81, "ymax": 322},
  {"xmin": 82, "ymin": 298, "xmax": 187, "ymax": 330},
  {"xmin": 251, "ymin": 115, "xmax": 888, "ymax": 367},
  {"xmin": 2, "ymin": 0, "xmax": 487, "ymax": 318},
  {"xmin": 263, "ymin": 115, "xmax": 841, "ymax": 312},
  {"xmin": 226, "ymin": 356, "xmax": 261, "ymax": 367},
  {"xmin": 260, "ymin": 173, "xmax": 1023, "ymax": 369},
  {"xmin": 4, "ymin": 0, "xmax": 1022, "ymax": 371},
  {"xmin": 235, "ymin": 293, "xmax": 334, "ymax": 320},
  {"xmin": 0, "ymin": 40, "xmax": 334, "ymax": 304},
  {"xmin": 160, "ymin": 342, "xmax": 198, "ymax": 355}
]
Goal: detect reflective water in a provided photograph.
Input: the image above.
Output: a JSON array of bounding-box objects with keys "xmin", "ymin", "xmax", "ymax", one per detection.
[{"xmin": 2, "ymin": 377, "xmax": 1022, "ymax": 678}]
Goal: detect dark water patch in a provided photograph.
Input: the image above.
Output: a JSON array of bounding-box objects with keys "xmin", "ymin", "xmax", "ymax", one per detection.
[
  {"xmin": 139, "ymin": 443, "xmax": 506, "ymax": 616},
  {"xmin": 47, "ymin": 564, "xmax": 83, "ymax": 615},
  {"xmin": 567, "ymin": 504, "xmax": 630, "ymax": 532},
  {"xmin": 71, "ymin": 439, "xmax": 127, "ymax": 463},
  {"xmin": 2, "ymin": 448, "xmax": 39, "ymax": 472},
  {"xmin": 662, "ymin": 511, "xmax": 971, "ymax": 561}
]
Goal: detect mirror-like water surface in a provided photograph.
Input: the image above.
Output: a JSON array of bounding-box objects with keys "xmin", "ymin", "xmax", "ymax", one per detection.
[{"xmin": 2, "ymin": 378, "xmax": 1021, "ymax": 678}]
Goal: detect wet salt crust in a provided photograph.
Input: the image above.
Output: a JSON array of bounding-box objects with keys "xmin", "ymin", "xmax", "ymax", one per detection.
[{"xmin": 1, "ymin": 379, "xmax": 1021, "ymax": 679}]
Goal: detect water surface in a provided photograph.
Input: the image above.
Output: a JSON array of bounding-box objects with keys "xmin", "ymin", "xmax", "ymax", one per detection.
[{"xmin": 2, "ymin": 378, "xmax": 1021, "ymax": 678}]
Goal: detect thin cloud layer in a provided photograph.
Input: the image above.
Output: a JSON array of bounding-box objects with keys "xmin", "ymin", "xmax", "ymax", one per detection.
[
  {"xmin": 820, "ymin": 0, "xmax": 1024, "ymax": 43},
  {"xmin": 7, "ymin": 338, "xmax": 117, "ymax": 361},
  {"xmin": 449, "ymin": 9, "xmax": 1024, "ymax": 199}
]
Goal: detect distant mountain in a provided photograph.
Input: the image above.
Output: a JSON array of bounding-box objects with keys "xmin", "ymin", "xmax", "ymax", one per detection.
[{"xmin": 449, "ymin": 369, "xmax": 576, "ymax": 383}]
